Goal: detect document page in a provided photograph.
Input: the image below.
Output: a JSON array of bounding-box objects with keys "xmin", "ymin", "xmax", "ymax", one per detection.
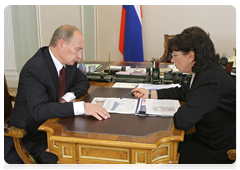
[
  {"xmin": 137, "ymin": 83, "xmax": 181, "ymax": 90},
  {"xmin": 112, "ymin": 82, "xmax": 138, "ymax": 88},
  {"xmin": 145, "ymin": 99, "xmax": 180, "ymax": 117},
  {"xmin": 92, "ymin": 97, "xmax": 139, "ymax": 114}
]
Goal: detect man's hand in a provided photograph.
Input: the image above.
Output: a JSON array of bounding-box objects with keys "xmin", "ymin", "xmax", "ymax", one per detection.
[{"xmin": 84, "ymin": 103, "xmax": 110, "ymax": 120}]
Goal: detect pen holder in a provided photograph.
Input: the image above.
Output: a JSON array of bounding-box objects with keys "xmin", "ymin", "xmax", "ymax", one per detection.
[{"xmin": 152, "ymin": 68, "xmax": 160, "ymax": 80}]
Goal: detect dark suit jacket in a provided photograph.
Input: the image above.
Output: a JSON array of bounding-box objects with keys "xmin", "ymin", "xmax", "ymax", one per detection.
[
  {"xmin": 157, "ymin": 63, "xmax": 236, "ymax": 161},
  {"xmin": 5, "ymin": 46, "xmax": 90, "ymax": 163}
]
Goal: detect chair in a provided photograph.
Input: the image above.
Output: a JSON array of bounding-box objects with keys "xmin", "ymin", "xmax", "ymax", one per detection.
[
  {"xmin": 4, "ymin": 75, "xmax": 36, "ymax": 164},
  {"xmin": 160, "ymin": 34, "xmax": 175, "ymax": 63},
  {"xmin": 227, "ymin": 149, "xmax": 236, "ymax": 161}
]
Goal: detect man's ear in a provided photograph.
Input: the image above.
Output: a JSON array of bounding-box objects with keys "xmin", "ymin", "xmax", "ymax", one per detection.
[
  {"xmin": 188, "ymin": 51, "xmax": 195, "ymax": 62},
  {"xmin": 57, "ymin": 39, "xmax": 65, "ymax": 49}
]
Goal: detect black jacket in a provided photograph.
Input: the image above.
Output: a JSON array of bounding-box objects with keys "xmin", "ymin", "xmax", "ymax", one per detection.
[
  {"xmin": 157, "ymin": 63, "xmax": 236, "ymax": 160},
  {"xmin": 5, "ymin": 47, "xmax": 89, "ymax": 163}
]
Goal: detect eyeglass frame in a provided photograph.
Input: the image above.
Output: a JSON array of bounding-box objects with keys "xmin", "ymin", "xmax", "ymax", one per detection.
[{"xmin": 171, "ymin": 52, "xmax": 187, "ymax": 58}]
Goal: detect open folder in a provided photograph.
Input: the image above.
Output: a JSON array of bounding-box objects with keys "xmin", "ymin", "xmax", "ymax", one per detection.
[{"xmin": 91, "ymin": 97, "xmax": 180, "ymax": 117}]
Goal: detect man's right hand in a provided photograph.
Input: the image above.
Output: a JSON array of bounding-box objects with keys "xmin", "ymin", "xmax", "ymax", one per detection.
[{"xmin": 84, "ymin": 103, "xmax": 110, "ymax": 120}]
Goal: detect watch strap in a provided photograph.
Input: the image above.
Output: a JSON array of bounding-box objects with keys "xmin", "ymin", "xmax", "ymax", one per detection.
[{"xmin": 149, "ymin": 90, "xmax": 151, "ymax": 99}]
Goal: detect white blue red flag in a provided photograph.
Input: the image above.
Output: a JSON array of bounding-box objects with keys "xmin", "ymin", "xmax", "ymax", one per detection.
[{"xmin": 119, "ymin": 5, "xmax": 144, "ymax": 62}]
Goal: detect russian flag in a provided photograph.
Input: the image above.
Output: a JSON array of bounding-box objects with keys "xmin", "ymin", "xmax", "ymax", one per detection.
[{"xmin": 119, "ymin": 5, "xmax": 144, "ymax": 62}]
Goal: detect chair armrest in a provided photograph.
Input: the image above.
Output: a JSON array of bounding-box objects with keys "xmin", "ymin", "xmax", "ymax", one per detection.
[
  {"xmin": 4, "ymin": 124, "xmax": 36, "ymax": 163},
  {"xmin": 9, "ymin": 94, "xmax": 16, "ymax": 101},
  {"xmin": 4, "ymin": 124, "xmax": 27, "ymax": 138},
  {"xmin": 227, "ymin": 149, "xmax": 236, "ymax": 161}
]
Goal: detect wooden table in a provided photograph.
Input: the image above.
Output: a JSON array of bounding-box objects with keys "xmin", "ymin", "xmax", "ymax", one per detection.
[{"xmin": 39, "ymin": 87, "xmax": 184, "ymax": 164}]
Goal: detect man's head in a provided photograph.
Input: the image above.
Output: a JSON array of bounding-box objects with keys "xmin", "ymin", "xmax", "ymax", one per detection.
[{"xmin": 49, "ymin": 25, "xmax": 84, "ymax": 65}]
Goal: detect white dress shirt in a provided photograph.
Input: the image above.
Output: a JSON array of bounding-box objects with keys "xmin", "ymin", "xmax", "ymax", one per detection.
[
  {"xmin": 49, "ymin": 48, "xmax": 85, "ymax": 115},
  {"xmin": 189, "ymin": 73, "xmax": 195, "ymax": 89}
]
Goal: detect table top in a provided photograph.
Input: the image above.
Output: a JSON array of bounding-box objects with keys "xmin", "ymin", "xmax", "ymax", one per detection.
[{"xmin": 39, "ymin": 87, "xmax": 184, "ymax": 148}]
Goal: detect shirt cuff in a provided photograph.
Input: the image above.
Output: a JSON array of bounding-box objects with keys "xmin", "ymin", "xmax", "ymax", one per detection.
[
  {"xmin": 61, "ymin": 92, "xmax": 76, "ymax": 102},
  {"xmin": 73, "ymin": 101, "xmax": 85, "ymax": 116}
]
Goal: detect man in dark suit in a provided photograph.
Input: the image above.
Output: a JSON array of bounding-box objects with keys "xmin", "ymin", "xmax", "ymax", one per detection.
[{"xmin": 4, "ymin": 25, "xmax": 110, "ymax": 164}]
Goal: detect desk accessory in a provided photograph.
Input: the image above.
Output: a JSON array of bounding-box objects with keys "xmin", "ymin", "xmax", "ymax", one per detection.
[
  {"xmin": 220, "ymin": 53, "xmax": 228, "ymax": 66},
  {"xmin": 173, "ymin": 72, "xmax": 182, "ymax": 84},
  {"xmin": 84, "ymin": 72, "xmax": 112, "ymax": 82},
  {"xmin": 162, "ymin": 71, "xmax": 174, "ymax": 84},
  {"xmin": 113, "ymin": 72, "xmax": 150, "ymax": 83}
]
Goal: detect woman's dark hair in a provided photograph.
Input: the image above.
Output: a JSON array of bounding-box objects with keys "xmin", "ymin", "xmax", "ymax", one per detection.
[{"xmin": 168, "ymin": 26, "xmax": 219, "ymax": 73}]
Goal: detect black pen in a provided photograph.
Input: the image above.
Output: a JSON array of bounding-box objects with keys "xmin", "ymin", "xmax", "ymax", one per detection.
[{"xmin": 120, "ymin": 91, "xmax": 134, "ymax": 99}]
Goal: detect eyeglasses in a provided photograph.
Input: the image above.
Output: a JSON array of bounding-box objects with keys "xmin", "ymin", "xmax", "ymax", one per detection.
[{"xmin": 171, "ymin": 52, "xmax": 187, "ymax": 58}]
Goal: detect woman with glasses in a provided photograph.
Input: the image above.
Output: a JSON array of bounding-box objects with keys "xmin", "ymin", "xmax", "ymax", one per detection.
[{"xmin": 132, "ymin": 26, "xmax": 236, "ymax": 164}]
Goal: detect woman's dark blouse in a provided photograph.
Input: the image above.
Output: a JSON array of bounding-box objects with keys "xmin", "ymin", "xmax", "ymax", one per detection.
[{"xmin": 157, "ymin": 63, "xmax": 236, "ymax": 160}]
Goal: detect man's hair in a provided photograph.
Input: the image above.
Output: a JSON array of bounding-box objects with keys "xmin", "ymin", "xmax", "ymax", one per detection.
[{"xmin": 49, "ymin": 25, "xmax": 81, "ymax": 47}]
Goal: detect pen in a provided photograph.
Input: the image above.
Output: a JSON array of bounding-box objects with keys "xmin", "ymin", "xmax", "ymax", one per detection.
[{"xmin": 120, "ymin": 91, "xmax": 134, "ymax": 99}]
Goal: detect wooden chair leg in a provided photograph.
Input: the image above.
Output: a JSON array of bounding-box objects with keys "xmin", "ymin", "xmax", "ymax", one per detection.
[{"xmin": 13, "ymin": 138, "xmax": 37, "ymax": 164}]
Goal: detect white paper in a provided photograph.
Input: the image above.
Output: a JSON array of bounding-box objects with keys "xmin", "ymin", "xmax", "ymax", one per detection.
[
  {"xmin": 112, "ymin": 82, "xmax": 138, "ymax": 88},
  {"xmin": 92, "ymin": 97, "xmax": 138, "ymax": 114},
  {"xmin": 145, "ymin": 99, "xmax": 180, "ymax": 117},
  {"xmin": 137, "ymin": 83, "xmax": 181, "ymax": 90},
  {"xmin": 108, "ymin": 66, "xmax": 131, "ymax": 71},
  {"xmin": 129, "ymin": 68, "xmax": 147, "ymax": 73}
]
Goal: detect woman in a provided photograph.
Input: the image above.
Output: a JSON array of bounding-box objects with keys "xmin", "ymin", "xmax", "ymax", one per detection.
[{"xmin": 132, "ymin": 26, "xmax": 236, "ymax": 164}]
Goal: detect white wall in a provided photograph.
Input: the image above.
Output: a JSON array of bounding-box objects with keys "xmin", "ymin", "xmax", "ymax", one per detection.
[
  {"xmin": 37, "ymin": 5, "xmax": 236, "ymax": 61},
  {"xmin": 97, "ymin": 5, "xmax": 236, "ymax": 61},
  {"xmin": 38, "ymin": 5, "xmax": 82, "ymax": 47}
]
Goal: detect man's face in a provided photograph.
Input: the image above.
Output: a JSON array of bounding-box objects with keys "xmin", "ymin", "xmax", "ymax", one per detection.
[{"xmin": 60, "ymin": 31, "xmax": 84, "ymax": 65}]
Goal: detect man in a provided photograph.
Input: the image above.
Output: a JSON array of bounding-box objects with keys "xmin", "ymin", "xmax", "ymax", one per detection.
[{"xmin": 4, "ymin": 25, "xmax": 110, "ymax": 164}]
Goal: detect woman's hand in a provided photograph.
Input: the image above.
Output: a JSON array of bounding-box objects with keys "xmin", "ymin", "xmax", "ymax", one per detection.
[{"xmin": 131, "ymin": 88, "xmax": 149, "ymax": 99}]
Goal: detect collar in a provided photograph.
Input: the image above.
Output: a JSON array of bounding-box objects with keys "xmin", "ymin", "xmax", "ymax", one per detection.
[
  {"xmin": 49, "ymin": 47, "xmax": 66, "ymax": 76},
  {"xmin": 189, "ymin": 73, "xmax": 195, "ymax": 89}
]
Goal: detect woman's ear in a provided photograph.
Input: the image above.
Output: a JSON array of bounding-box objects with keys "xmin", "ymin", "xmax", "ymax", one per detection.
[{"xmin": 188, "ymin": 51, "xmax": 195, "ymax": 63}]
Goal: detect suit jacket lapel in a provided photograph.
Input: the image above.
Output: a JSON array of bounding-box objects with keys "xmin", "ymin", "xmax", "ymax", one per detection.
[{"xmin": 42, "ymin": 47, "xmax": 59, "ymax": 101}]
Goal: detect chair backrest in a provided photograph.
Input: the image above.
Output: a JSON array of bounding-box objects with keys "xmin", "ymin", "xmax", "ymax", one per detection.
[
  {"xmin": 4, "ymin": 75, "xmax": 12, "ymax": 122},
  {"xmin": 160, "ymin": 34, "xmax": 175, "ymax": 63},
  {"xmin": 225, "ymin": 62, "xmax": 234, "ymax": 73}
]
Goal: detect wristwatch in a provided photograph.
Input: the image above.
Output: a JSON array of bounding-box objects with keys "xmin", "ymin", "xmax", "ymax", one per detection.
[{"xmin": 148, "ymin": 90, "xmax": 151, "ymax": 99}]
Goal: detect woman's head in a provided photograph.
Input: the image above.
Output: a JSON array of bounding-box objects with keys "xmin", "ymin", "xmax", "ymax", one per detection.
[{"xmin": 169, "ymin": 26, "xmax": 218, "ymax": 74}]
